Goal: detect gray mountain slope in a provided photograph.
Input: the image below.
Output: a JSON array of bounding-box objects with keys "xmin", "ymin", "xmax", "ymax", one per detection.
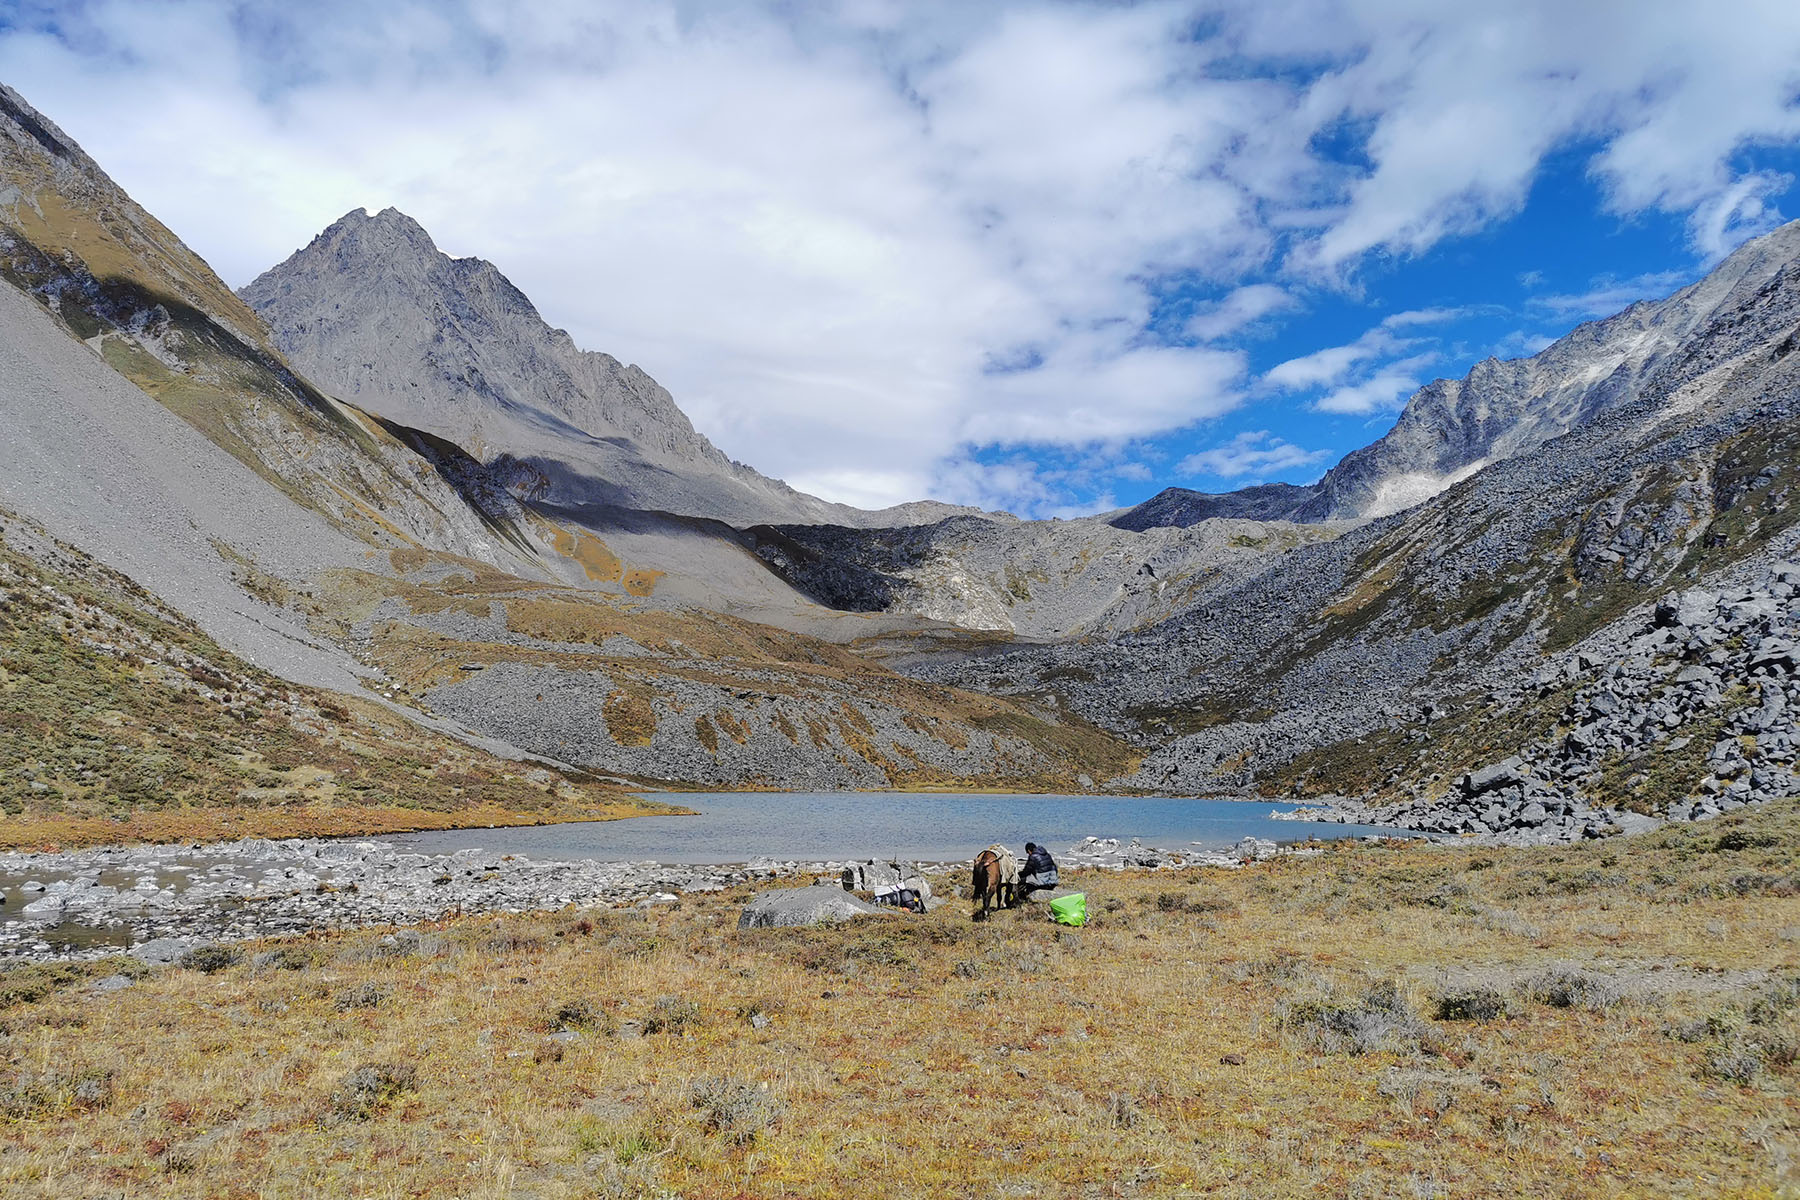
[
  {"xmin": 243, "ymin": 209, "xmax": 1340, "ymax": 640},
  {"xmin": 0, "ymin": 275, "xmax": 369, "ymax": 691},
  {"xmin": 0, "ymin": 81, "xmax": 1143, "ymax": 792},
  {"xmin": 920, "ymin": 232, "xmax": 1800, "ymax": 815},
  {"xmin": 0, "ymin": 83, "xmax": 884, "ymax": 641},
  {"xmin": 745, "ymin": 511, "xmax": 1344, "ymax": 640},
  {"xmin": 242, "ymin": 209, "xmax": 985, "ymax": 530},
  {"xmin": 1107, "ymin": 483, "xmax": 1313, "ymax": 532},
  {"xmin": 1115, "ymin": 219, "xmax": 1800, "ymax": 531}
]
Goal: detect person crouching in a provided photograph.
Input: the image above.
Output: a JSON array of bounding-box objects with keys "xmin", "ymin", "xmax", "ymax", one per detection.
[{"xmin": 1019, "ymin": 841, "xmax": 1058, "ymax": 898}]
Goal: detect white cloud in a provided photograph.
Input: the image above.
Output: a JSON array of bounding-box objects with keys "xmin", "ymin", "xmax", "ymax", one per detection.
[
  {"xmin": 4, "ymin": 0, "xmax": 1800, "ymax": 512},
  {"xmin": 1527, "ymin": 270, "xmax": 1692, "ymax": 321},
  {"xmin": 1249, "ymin": 0, "xmax": 1800, "ymax": 275},
  {"xmin": 1185, "ymin": 284, "xmax": 1297, "ymax": 342},
  {"xmin": 963, "ymin": 337, "xmax": 1247, "ymax": 446},
  {"xmin": 1380, "ymin": 307, "xmax": 1466, "ymax": 329},
  {"xmin": 1264, "ymin": 327, "xmax": 1407, "ymax": 391},
  {"xmin": 1314, "ymin": 364, "xmax": 1428, "ymax": 415},
  {"xmin": 1685, "ymin": 170, "xmax": 1793, "ymax": 263},
  {"xmin": 1178, "ymin": 430, "xmax": 1331, "ymax": 479}
]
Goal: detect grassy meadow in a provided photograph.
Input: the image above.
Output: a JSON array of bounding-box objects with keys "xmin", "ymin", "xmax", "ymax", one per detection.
[{"xmin": 0, "ymin": 800, "xmax": 1795, "ymax": 1198}]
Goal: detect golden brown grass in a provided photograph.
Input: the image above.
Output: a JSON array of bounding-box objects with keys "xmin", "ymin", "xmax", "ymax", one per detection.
[
  {"xmin": 0, "ymin": 515, "xmax": 673, "ymax": 850},
  {"xmin": 0, "ymin": 797, "xmax": 666, "ymax": 854},
  {"xmin": 2, "ymin": 802, "xmax": 1796, "ymax": 1198}
]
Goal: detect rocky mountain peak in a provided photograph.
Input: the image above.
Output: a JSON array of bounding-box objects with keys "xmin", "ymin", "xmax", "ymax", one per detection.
[
  {"xmin": 1112, "ymin": 217, "xmax": 1800, "ymax": 533},
  {"xmin": 283, "ymin": 207, "xmax": 533, "ymax": 316},
  {"xmin": 320, "ymin": 206, "xmax": 438, "ymax": 254},
  {"xmin": 243, "ymin": 210, "xmax": 983, "ymax": 527}
]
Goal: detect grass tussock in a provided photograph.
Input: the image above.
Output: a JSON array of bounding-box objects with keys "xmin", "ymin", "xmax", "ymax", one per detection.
[{"xmin": 0, "ymin": 801, "xmax": 1795, "ymax": 1197}]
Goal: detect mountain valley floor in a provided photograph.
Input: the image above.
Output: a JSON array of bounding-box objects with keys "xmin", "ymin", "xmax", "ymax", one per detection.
[{"xmin": 0, "ymin": 799, "xmax": 1794, "ymax": 1198}]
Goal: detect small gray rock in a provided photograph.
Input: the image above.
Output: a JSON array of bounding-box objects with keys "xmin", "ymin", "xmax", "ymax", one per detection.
[{"xmin": 130, "ymin": 936, "xmax": 199, "ymax": 966}]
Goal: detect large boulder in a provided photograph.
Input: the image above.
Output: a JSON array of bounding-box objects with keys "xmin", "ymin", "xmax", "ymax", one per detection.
[
  {"xmin": 842, "ymin": 860, "xmax": 904, "ymax": 892},
  {"xmin": 1655, "ymin": 589, "xmax": 1719, "ymax": 629},
  {"xmin": 841, "ymin": 860, "xmax": 932, "ymax": 903},
  {"xmin": 1751, "ymin": 638, "xmax": 1798, "ymax": 675},
  {"xmin": 1460, "ymin": 757, "xmax": 1525, "ymax": 797},
  {"xmin": 738, "ymin": 885, "xmax": 884, "ymax": 929}
]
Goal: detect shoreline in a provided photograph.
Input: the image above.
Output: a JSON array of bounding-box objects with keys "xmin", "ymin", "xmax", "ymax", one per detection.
[
  {"xmin": 0, "ymin": 789, "xmax": 1289, "ymax": 855},
  {"xmin": 0, "ymin": 831, "xmax": 1318, "ymax": 965},
  {"xmin": 0, "ymin": 796, "xmax": 697, "ymax": 855}
]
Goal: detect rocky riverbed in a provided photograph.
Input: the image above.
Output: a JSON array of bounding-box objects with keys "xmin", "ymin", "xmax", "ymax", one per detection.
[{"xmin": 0, "ymin": 832, "xmax": 1311, "ymax": 964}]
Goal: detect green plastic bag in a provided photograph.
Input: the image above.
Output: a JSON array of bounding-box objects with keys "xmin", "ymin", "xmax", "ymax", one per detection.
[{"xmin": 1049, "ymin": 892, "xmax": 1087, "ymax": 927}]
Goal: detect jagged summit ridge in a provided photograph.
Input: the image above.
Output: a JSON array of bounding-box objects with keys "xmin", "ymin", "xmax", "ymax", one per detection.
[
  {"xmin": 247, "ymin": 206, "xmax": 717, "ymax": 463},
  {"xmin": 244, "ymin": 209, "xmax": 984, "ymax": 528},
  {"xmin": 1115, "ymin": 217, "xmax": 1800, "ymax": 531}
]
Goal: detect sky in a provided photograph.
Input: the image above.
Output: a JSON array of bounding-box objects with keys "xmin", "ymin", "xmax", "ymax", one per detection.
[{"xmin": 4, "ymin": 1, "xmax": 1800, "ymax": 517}]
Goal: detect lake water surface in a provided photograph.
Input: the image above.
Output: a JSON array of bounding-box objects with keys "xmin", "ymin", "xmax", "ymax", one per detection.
[{"xmin": 388, "ymin": 791, "xmax": 1402, "ymax": 863}]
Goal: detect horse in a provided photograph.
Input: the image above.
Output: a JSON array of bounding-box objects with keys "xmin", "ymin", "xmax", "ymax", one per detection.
[
  {"xmin": 971, "ymin": 844, "xmax": 1019, "ymax": 919},
  {"xmin": 984, "ymin": 843, "xmax": 1019, "ymax": 905}
]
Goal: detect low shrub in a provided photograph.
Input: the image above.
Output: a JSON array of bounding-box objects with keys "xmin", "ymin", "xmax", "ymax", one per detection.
[
  {"xmin": 1522, "ymin": 967, "xmax": 1621, "ymax": 1011},
  {"xmin": 330, "ymin": 1061, "xmax": 417, "ymax": 1122},
  {"xmin": 332, "ymin": 982, "xmax": 384, "ymax": 1011},
  {"xmin": 252, "ymin": 945, "xmax": 315, "ymax": 972},
  {"xmin": 1283, "ymin": 981, "xmax": 1431, "ymax": 1056},
  {"xmin": 1104, "ymin": 1092, "xmax": 1141, "ymax": 1129},
  {"xmin": 178, "ymin": 945, "xmax": 241, "ymax": 974},
  {"xmin": 0, "ymin": 1068, "xmax": 113, "ymax": 1118},
  {"xmin": 1433, "ymin": 987, "xmax": 1510, "ymax": 1022},
  {"xmin": 548, "ymin": 997, "xmax": 610, "ymax": 1033},
  {"xmin": 688, "ymin": 1076, "xmax": 778, "ymax": 1145},
  {"xmin": 643, "ymin": 995, "xmax": 699, "ymax": 1037}
]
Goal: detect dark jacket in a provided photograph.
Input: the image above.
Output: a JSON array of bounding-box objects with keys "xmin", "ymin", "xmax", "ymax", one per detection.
[{"xmin": 1023, "ymin": 846, "xmax": 1057, "ymax": 879}]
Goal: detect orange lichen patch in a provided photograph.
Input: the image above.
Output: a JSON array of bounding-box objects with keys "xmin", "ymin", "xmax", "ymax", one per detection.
[
  {"xmin": 388, "ymin": 548, "xmax": 435, "ymax": 574},
  {"xmin": 573, "ymin": 532, "xmax": 625, "ymax": 583},
  {"xmin": 903, "ymin": 711, "xmax": 969, "ymax": 753},
  {"xmin": 714, "ymin": 710, "xmax": 752, "ymax": 746},
  {"xmin": 1320, "ymin": 537, "xmax": 1417, "ymax": 623},
  {"xmin": 322, "ymin": 484, "xmax": 429, "ymax": 550},
  {"xmin": 603, "ymin": 688, "xmax": 657, "ymax": 747},
  {"xmin": 622, "ymin": 568, "xmax": 663, "ymax": 597},
  {"xmin": 502, "ymin": 597, "xmax": 671, "ymax": 651},
  {"xmin": 837, "ymin": 701, "xmax": 875, "ymax": 736},
  {"xmin": 830, "ymin": 712, "xmax": 891, "ymax": 772},
  {"xmin": 313, "ymin": 568, "xmax": 540, "ymax": 640},
  {"xmin": 694, "ymin": 715, "xmax": 719, "ymax": 755},
  {"xmin": 544, "ymin": 523, "xmax": 625, "ymax": 584}
]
